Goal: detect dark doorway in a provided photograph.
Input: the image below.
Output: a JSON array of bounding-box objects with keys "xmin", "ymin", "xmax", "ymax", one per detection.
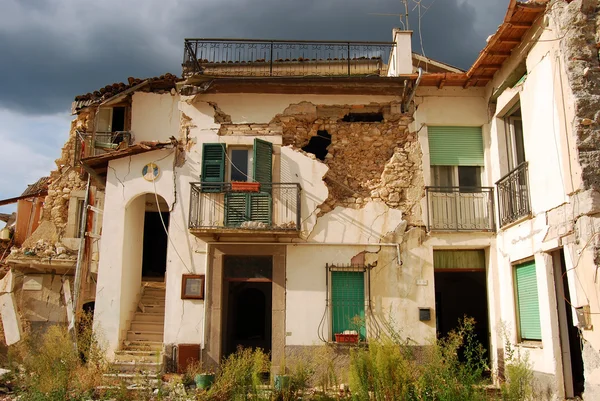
[
  {"xmin": 434, "ymin": 271, "xmax": 490, "ymax": 361},
  {"xmin": 142, "ymin": 211, "xmax": 169, "ymax": 280},
  {"xmin": 554, "ymin": 249, "xmax": 584, "ymax": 397},
  {"xmin": 223, "ymin": 256, "xmax": 273, "ymax": 357}
]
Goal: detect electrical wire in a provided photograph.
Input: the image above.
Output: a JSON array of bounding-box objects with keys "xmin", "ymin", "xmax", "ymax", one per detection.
[{"xmin": 561, "ymin": 232, "xmax": 600, "ymax": 314}]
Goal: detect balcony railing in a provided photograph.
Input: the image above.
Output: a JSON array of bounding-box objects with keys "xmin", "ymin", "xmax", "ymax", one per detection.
[
  {"xmin": 183, "ymin": 39, "xmax": 395, "ymax": 77},
  {"xmin": 188, "ymin": 182, "xmax": 301, "ymax": 234},
  {"xmin": 426, "ymin": 187, "xmax": 495, "ymax": 232},
  {"xmin": 496, "ymin": 162, "xmax": 531, "ymax": 227},
  {"xmin": 75, "ymin": 131, "xmax": 132, "ymax": 163}
]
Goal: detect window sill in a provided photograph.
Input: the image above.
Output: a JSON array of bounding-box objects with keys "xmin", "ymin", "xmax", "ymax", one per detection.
[
  {"xmin": 499, "ymin": 213, "xmax": 532, "ymax": 231},
  {"xmin": 517, "ymin": 341, "xmax": 542, "ymax": 349}
]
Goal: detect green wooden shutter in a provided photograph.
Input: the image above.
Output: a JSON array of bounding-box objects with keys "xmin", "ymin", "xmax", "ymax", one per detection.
[
  {"xmin": 225, "ymin": 193, "xmax": 248, "ymax": 227},
  {"xmin": 249, "ymin": 193, "xmax": 272, "ymax": 225},
  {"xmin": 201, "ymin": 143, "xmax": 226, "ymax": 192},
  {"xmin": 428, "ymin": 126, "xmax": 484, "ymax": 166},
  {"xmin": 253, "ymin": 139, "xmax": 273, "ymax": 184},
  {"xmin": 331, "ymin": 271, "xmax": 366, "ymax": 340},
  {"xmin": 515, "ymin": 261, "xmax": 541, "ymax": 341}
]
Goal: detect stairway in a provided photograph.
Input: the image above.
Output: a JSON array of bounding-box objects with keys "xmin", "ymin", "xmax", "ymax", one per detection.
[{"xmin": 107, "ymin": 282, "xmax": 166, "ymax": 384}]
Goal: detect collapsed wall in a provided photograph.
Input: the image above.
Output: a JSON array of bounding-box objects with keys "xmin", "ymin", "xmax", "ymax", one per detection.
[{"xmin": 552, "ymin": 0, "xmax": 600, "ymax": 398}]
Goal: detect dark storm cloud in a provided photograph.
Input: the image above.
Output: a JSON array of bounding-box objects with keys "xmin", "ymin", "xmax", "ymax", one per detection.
[{"xmin": 0, "ymin": 0, "xmax": 507, "ymax": 116}]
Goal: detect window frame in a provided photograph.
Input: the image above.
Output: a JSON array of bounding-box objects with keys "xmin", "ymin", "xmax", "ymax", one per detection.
[
  {"xmin": 181, "ymin": 274, "xmax": 205, "ymax": 300},
  {"xmin": 503, "ymin": 103, "xmax": 526, "ymax": 172},
  {"xmin": 328, "ymin": 267, "xmax": 368, "ymax": 342},
  {"xmin": 227, "ymin": 146, "xmax": 253, "ymax": 182},
  {"xmin": 513, "ymin": 259, "xmax": 542, "ymax": 343},
  {"xmin": 431, "ymin": 165, "xmax": 483, "ymax": 189}
]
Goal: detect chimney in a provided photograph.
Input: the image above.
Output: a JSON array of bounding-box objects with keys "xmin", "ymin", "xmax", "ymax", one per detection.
[{"xmin": 389, "ymin": 28, "xmax": 413, "ymax": 76}]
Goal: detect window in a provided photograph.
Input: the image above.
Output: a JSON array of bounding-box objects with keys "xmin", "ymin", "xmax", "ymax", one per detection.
[
  {"xmin": 331, "ymin": 270, "xmax": 366, "ymax": 341},
  {"xmin": 428, "ymin": 126, "xmax": 484, "ymax": 189},
  {"xmin": 73, "ymin": 199, "xmax": 86, "ymax": 238},
  {"xmin": 96, "ymin": 107, "xmax": 126, "ymax": 133},
  {"xmin": 514, "ymin": 260, "xmax": 541, "ymax": 341},
  {"xmin": 504, "ymin": 104, "xmax": 525, "ymax": 171},
  {"xmin": 201, "ymin": 139, "xmax": 273, "ymax": 227}
]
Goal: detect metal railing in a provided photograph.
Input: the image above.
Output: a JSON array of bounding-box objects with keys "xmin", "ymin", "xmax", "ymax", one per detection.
[
  {"xmin": 183, "ymin": 39, "xmax": 395, "ymax": 77},
  {"xmin": 496, "ymin": 162, "xmax": 531, "ymax": 227},
  {"xmin": 189, "ymin": 182, "xmax": 301, "ymax": 232},
  {"xmin": 426, "ymin": 187, "xmax": 495, "ymax": 231},
  {"xmin": 75, "ymin": 131, "xmax": 132, "ymax": 161}
]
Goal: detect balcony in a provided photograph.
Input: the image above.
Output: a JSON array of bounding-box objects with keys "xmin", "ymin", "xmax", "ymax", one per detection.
[
  {"xmin": 188, "ymin": 182, "xmax": 301, "ymax": 239},
  {"xmin": 496, "ymin": 162, "xmax": 531, "ymax": 228},
  {"xmin": 75, "ymin": 131, "xmax": 132, "ymax": 163},
  {"xmin": 183, "ymin": 39, "xmax": 395, "ymax": 78},
  {"xmin": 426, "ymin": 187, "xmax": 495, "ymax": 232}
]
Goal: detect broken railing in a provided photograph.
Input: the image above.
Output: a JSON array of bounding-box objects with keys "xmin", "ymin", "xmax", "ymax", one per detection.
[
  {"xmin": 426, "ymin": 187, "xmax": 495, "ymax": 232},
  {"xmin": 183, "ymin": 39, "xmax": 395, "ymax": 77},
  {"xmin": 75, "ymin": 131, "xmax": 133, "ymax": 163},
  {"xmin": 188, "ymin": 182, "xmax": 301, "ymax": 232}
]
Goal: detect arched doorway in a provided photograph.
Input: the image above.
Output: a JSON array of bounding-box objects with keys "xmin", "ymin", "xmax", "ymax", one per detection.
[{"xmin": 141, "ymin": 194, "xmax": 170, "ymax": 281}]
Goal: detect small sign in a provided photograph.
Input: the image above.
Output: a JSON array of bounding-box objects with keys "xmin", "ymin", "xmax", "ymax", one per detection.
[
  {"xmin": 23, "ymin": 275, "xmax": 43, "ymax": 291},
  {"xmin": 181, "ymin": 274, "xmax": 205, "ymax": 300},
  {"xmin": 142, "ymin": 163, "xmax": 160, "ymax": 182}
]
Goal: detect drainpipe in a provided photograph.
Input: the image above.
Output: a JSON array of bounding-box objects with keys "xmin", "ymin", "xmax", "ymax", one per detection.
[
  {"xmin": 404, "ymin": 67, "xmax": 423, "ymax": 113},
  {"xmin": 72, "ymin": 176, "xmax": 91, "ymax": 342}
]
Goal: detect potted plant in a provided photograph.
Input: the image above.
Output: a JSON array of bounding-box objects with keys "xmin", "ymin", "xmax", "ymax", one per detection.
[
  {"xmin": 231, "ymin": 181, "xmax": 260, "ymax": 192},
  {"xmin": 185, "ymin": 360, "xmax": 215, "ymax": 390}
]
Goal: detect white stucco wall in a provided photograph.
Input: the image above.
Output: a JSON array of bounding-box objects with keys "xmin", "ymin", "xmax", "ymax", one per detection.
[{"xmin": 131, "ymin": 92, "xmax": 180, "ymax": 143}]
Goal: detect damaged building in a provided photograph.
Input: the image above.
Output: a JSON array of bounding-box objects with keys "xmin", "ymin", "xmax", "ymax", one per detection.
[{"xmin": 1, "ymin": 0, "xmax": 600, "ymax": 399}]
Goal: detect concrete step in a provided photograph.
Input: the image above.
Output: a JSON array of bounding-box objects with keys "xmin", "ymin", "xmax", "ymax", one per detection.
[
  {"xmin": 143, "ymin": 288, "xmax": 166, "ymax": 296},
  {"xmin": 140, "ymin": 299, "xmax": 166, "ymax": 307},
  {"xmin": 130, "ymin": 321, "xmax": 164, "ymax": 332},
  {"xmin": 114, "ymin": 350, "xmax": 163, "ymax": 363},
  {"xmin": 122, "ymin": 341, "xmax": 164, "ymax": 352},
  {"xmin": 133, "ymin": 313, "xmax": 165, "ymax": 323},
  {"xmin": 111, "ymin": 360, "xmax": 163, "ymax": 374},
  {"xmin": 140, "ymin": 304, "xmax": 165, "ymax": 314},
  {"xmin": 103, "ymin": 372, "xmax": 161, "ymax": 387},
  {"xmin": 126, "ymin": 331, "xmax": 164, "ymax": 342}
]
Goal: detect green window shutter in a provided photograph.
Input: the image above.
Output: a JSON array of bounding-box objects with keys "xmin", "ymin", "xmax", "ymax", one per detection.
[
  {"xmin": 515, "ymin": 261, "xmax": 542, "ymax": 341},
  {"xmin": 253, "ymin": 139, "xmax": 273, "ymax": 184},
  {"xmin": 428, "ymin": 126, "xmax": 484, "ymax": 166},
  {"xmin": 249, "ymin": 193, "xmax": 272, "ymax": 225},
  {"xmin": 331, "ymin": 271, "xmax": 366, "ymax": 340},
  {"xmin": 225, "ymin": 193, "xmax": 248, "ymax": 227},
  {"xmin": 201, "ymin": 143, "xmax": 226, "ymax": 192}
]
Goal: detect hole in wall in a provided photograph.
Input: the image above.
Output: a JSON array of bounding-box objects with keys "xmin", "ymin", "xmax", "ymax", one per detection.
[
  {"xmin": 302, "ymin": 130, "xmax": 331, "ymax": 161},
  {"xmin": 341, "ymin": 112, "xmax": 384, "ymax": 122}
]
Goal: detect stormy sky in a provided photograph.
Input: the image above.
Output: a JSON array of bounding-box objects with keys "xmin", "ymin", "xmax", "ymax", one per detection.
[{"xmin": 0, "ymin": 0, "xmax": 508, "ymax": 210}]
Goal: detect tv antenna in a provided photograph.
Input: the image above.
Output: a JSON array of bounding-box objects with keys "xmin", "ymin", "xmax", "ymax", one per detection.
[{"xmin": 369, "ymin": 0, "xmax": 410, "ymax": 30}]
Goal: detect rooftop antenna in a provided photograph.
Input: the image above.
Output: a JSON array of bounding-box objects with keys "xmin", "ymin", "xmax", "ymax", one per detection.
[{"xmin": 369, "ymin": 0, "xmax": 410, "ymax": 30}]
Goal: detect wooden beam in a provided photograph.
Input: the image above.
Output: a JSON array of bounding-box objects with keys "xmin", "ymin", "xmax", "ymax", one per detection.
[
  {"xmin": 497, "ymin": 39, "xmax": 521, "ymax": 46},
  {"xmin": 479, "ymin": 64, "xmax": 503, "ymax": 69},
  {"xmin": 438, "ymin": 78, "xmax": 446, "ymax": 89},
  {"xmin": 80, "ymin": 163, "xmax": 106, "ymax": 190},
  {"xmin": 508, "ymin": 22, "xmax": 533, "ymax": 29},
  {"xmin": 488, "ymin": 51, "xmax": 512, "ymax": 57}
]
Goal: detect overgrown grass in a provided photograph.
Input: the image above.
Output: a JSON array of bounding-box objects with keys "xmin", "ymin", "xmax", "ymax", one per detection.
[
  {"xmin": 349, "ymin": 317, "xmax": 490, "ymax": 401},
  {"xmin": 8, "ymin": 311, "xmax": 108, "ymax": 401}
]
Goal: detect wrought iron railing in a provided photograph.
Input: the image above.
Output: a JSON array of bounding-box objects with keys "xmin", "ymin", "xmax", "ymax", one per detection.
[
  {"xmin": 75, "ymin": 131, "xmax": 132, "ymax": 162},
  {"xmin": 188, "ymin": 182, "xmax": 301, "ymax": 232},
  {"xmin": 496, "ymin": 162, "xmax": 531, "ymax": 227},
  {"xmin": 183, "ymin": 39, "xmax": 395, "ymax": 77},
  {"xmin": 426, "ymin": 187, "xmax": 495, "ymax": 231}
]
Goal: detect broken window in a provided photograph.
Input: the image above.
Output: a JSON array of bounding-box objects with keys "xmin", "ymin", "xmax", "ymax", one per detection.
[
  {"xmin": 96, "ymin": 107, "xmax": 126, "ymax": 133},
  {"xmin": 341, "ymin": 112, "xmax": 384, "ymax": 122},
  {"xmin": 302, "ymin": 130, "xmax": 331, "ymax": 161},
  {"xmin": 504, "ymin": 103, "xmax": 525, "ymax": 172}
]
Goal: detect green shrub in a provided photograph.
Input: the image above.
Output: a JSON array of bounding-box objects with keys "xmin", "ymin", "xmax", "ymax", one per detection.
[
  {"xmin": 348, "ymin": 316, "xmax": 489, "ymax": 401},
  {"xmin": 201, "ymin": 347, "xmax": 270, "ymax": 401}
]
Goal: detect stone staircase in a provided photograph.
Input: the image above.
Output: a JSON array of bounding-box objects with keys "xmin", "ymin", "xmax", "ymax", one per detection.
[{"xmin": 105, "ymin": 282, "xmax": 166, "ymax": 386}]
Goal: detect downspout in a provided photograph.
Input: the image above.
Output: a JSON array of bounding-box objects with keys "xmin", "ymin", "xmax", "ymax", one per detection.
[
  {"xmin": 72, "ymin": 175, "xmax": 91, "ymax": 338},
  {"xmin": 404, "ymin": 67, "xmax": 423, "ymax": 113}
]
